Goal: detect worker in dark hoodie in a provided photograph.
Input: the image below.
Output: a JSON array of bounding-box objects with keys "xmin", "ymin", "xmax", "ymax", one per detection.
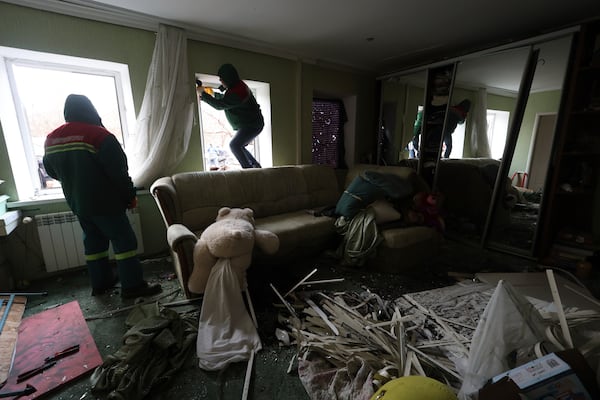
[
  {"xmin": 198, "ymin": 63, "xmax": 264, "ymax": 168},
  {"xmin": 43, "ymin": 94, "xmax": 162, "ymax": 299}
]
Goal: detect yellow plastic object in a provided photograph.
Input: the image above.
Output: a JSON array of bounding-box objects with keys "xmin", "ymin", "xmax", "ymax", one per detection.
[
  {"xmin": 204, "ymin": 87, "xmax": 214, "ymax": 95},
  {"xmin": 370, "ymin": 376, "xmax": 457, "ymax": 400}
]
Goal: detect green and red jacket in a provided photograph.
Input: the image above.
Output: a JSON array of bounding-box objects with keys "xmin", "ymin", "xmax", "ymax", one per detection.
[
  {"xmin": 201, "ymin": 80, "xmax": 264, "ymax": 131},
  {"xmin": 43, "ymin": 122, "xmax": 136, "ymax": 216}
]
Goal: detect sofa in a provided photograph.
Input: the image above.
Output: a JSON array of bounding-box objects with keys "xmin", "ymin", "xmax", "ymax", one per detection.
[
  {"xmin": 151, "ymin": 165, "xmax": 340, "ymax": 297},
  {"xmin": 151, "ymin": 164, "xmax": 441, "ymax": 298},
  {"xmin": 399, "ymin": 158, "xmax": 512, "ymax": 232},
  {"xmin": 340, "ymin": 164, "xmax": 442, "ymax": 272}
]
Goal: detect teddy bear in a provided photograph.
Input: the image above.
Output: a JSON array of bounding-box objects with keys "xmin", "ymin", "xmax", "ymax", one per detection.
[{"xmin": 188, "ymin": 207, "xmax": 280, "ymax": 294}]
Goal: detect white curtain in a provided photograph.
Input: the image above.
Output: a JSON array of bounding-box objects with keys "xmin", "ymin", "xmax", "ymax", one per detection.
[
  {"xmin": 469, "ymin": 88, "xmax": 492, "ymax": 158},
  {"xmin": 127, "ymin": 24, "xmax": 194, "ymax": 188}
]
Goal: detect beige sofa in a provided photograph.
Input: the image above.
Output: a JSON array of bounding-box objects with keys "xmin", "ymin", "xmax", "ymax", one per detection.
[
  {"xmin": 151, "ymin": 165, "xmax": 340, "ymax": 297},
  {"xmin": 151, "ymin": 164, "xmax": 441, "ymax": 298},
  {"xmin": 342, "ymin": 164, "xmax": 442, "ymax": 273}
]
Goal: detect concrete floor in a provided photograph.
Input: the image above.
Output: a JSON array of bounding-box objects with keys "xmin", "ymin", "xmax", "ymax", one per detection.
[{"xmin": 11, "ymin": 240, "xmax": 599, "ymax": 399}]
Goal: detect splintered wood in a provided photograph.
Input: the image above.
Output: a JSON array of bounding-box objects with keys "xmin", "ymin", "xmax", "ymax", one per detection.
[
  {"xmin": 272, "ymin": 282, "xmax": 495, "ymax": 391},
  {"xmin": 273, "ymin": 272, "xmax": 600, "ymax": 397}
]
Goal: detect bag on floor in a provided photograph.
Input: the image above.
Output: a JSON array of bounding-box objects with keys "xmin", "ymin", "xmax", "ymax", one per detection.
[{"xmin": 196, "ymin": 258, "xmax": 261, "ymax": 371}]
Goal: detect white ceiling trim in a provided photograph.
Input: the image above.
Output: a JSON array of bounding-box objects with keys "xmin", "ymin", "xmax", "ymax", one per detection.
[
  {"xmin": 378, "ymin": 26, "xmax": 579, "ymax": 81},
  {"xmin": 2, "ymin": 0, "xmax": 306, "ymax": 63}
]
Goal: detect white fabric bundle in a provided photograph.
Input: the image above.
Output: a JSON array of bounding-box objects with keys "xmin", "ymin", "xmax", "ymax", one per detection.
[{"xmin": 196, "ymin": 258, "xmax": 261, "ymax": 371}]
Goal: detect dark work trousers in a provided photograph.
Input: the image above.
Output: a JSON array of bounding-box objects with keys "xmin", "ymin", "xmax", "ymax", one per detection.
[
  {"xmin": 78, "ymin": 212, "xmax": 143, "ymax": 290},
  {"xmin": 229, "ymin": 125, "xmax": 263, "ymax": 168},
  {"xmin": 443, "ymin": 134, "xmax": 452, "ymax": 158}
]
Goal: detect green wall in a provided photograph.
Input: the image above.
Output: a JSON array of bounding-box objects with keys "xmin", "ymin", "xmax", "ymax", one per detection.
[
  {"xmin": 0, "ymin": 3, "xmax": 377, "ymax": 280},
  {"xmin": 511, "ymin": 90, "xmax": 562, "ymax": 174}
]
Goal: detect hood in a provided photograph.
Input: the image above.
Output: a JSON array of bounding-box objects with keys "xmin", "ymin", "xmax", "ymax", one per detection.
[
  {"xmin": 63, "ymin": 94, "xmax": 103, "ymax": 127},
  {"xmin": 217, "ymin": 63, "xmax": 241, "ymax": 88}
]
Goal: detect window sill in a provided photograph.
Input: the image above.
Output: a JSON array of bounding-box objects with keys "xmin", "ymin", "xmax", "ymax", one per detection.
[
  {"xmin": 7, "ymin": 189, "xmax": 149, "ymax": 209},
  {"xmin": 8, "ymin": 193, "xmax": 66, "ymax": 208}
]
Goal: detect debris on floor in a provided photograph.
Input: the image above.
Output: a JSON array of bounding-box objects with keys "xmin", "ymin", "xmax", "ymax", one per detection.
[
  {"xmin": 90, "ymin": 301, "xmax": 198, "ymax": 400},
  {"xmin": 272, "ymin": 271, "xmax": 600, "ymax": 399}
]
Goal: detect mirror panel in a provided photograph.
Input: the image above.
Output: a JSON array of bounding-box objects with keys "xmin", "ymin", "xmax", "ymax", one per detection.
[
  {"xmin": 376, "ymin": 32, "xmax": 574, "ymax": 257},
  {"xmin": 486, "ymin": 35, "xmax": 574, "ymax": 255},
  {"xmin": 378, "ymin": 70, "xmax": 427, "ymax": 165},
  {"xmin": 438, "ymin": 46, "xmax": 530, "ymax": 245}
]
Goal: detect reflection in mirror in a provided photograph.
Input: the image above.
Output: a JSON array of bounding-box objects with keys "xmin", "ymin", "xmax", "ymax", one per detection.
[
  {"xmin": 376, "ymin": 32, "xmax": 575, "ymax": 256},
  {"xmin": 378, "ymin": 70, "xmax": 427, "ymax": 165},
  {"xmin": 438, "ymin": 46, "xmax": 531, "ymax": 245},
  {"xmin": 486, "ymin": 35, "xmax": 573, "ymax": 255}
]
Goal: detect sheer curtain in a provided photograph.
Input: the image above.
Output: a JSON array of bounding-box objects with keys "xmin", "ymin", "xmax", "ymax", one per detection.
[
  {"xmin": 127, "ymin": 24, "xmax": 194, "ymax": 188},
  {"xmin": 469, "ymin": 88, "xmax": 491, "ymax": 158}
]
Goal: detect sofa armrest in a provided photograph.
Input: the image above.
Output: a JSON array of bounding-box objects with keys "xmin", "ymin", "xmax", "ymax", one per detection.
[
  {"xmin": 167, "ymin": 224, "xmax": 198, "ymax": 299},
  {"xmin": 151, "ymin": 177, "xmax": 179, "ymax": 226}
]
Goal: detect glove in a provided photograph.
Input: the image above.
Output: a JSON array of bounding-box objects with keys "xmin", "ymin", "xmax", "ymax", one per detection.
[{"xmin": 128, "ymin": 196, "xmax": 138, "ymax": 210}]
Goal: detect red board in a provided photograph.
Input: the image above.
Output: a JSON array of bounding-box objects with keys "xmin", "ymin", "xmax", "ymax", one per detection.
[{"xmin": 1, "ymin": 301, "xmax": 103, "ymax": 399}]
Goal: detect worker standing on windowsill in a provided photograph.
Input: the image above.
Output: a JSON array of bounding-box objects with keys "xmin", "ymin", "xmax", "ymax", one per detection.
[
  {"xmin": 42, "ymin": 94, "xmax": 161, "ymax": 299},
  {"xmin": 197, "ymin": 63, "xmax": 264, "ymax": 168}
]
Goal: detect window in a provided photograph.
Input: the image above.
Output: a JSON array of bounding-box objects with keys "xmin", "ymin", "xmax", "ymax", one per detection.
[
  {"xmin": 487, "ymin": 109, "xmax": 510, "ymax": 159},
  {"xmin": 0, "ymin": 46, "xmax": 136, "ymax": 201},
  {"xmin": 312, "ymin": 99, "xmax": 347, "ymax": 168},
  {"xmin": 196, "ymin": 73, "xmax": 272, "ymax": 171}
]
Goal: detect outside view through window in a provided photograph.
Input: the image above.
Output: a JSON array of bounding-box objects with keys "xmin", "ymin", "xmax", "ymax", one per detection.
[{"xmin": 11, "ymin": 65, "xmax": 124, "ymax": 189}]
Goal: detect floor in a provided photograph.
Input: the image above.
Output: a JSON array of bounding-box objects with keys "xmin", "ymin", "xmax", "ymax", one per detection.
[{"xmin": 7, "ymin": 239, "xmax": 600, "ymax": 400}]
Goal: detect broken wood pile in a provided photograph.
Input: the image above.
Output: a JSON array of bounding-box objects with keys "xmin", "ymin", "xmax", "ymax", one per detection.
[
  {"xmin": 271, "ymin": 282, "xmax": 494, "ymax": 393},
  {"xmin": 271, "ymin": 272, "xmax": 600, "ymax": 397}
]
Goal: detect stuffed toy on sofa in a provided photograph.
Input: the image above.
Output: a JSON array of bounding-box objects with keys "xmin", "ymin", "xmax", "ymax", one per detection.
[{"xmin": 188, "ymin": 207, "xmax": 280, "ymax": 294}]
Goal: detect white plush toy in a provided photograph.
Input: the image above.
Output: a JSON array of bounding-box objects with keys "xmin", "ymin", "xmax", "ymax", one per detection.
[{"xmin": 188, "ymin": 207, "xmax": 280, "ymax": 294}]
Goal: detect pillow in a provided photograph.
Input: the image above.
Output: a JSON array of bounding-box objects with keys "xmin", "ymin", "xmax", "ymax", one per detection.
[
  {"xmin": 369, "ymin": 200, "xmax": 402, "ymax": 224},
  {"xmin": 335, "ymin": 175, "xmax": 384, "ymax": 218}
]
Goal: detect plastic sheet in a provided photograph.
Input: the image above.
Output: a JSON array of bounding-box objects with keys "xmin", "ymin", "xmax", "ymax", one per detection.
[{"xmin": 458, "ymin": 280, "xmax": 547, "ymax": 399}]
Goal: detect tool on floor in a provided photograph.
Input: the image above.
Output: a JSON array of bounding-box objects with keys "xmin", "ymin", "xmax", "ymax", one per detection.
[
  {"xmin": 0, "ymin": 292, "xmax": 47, "ymax": 336},
  {"xmin": 0, "ymin": 292, "xmax": 47, "ymax": 296},
  {"xmin": 16, "ymin": 344, "xmax": 80, "ymax": 383},
  {"xmin": 0, "ymin": 383, "xmax": 36, "ymax": 398},
  {"xmin": 0, "ymin": 295, "xmax": 14, "ymax": 336}
]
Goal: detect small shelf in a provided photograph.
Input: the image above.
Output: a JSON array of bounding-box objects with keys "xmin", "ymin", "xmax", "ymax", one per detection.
[
  {"xmin": 570, "ymin": 109, "xmax": 600, "ymax": 115},
  {"xmin": 539, "ymin": 20, "xmax": 600, "ymax": 263},
  {"xmin": 555, "ymin": 190, "xmax": 594, "ymax": 196},
  {"xmin": 561, "ymin": 150, "xmax": 600, "ymax": 157}
]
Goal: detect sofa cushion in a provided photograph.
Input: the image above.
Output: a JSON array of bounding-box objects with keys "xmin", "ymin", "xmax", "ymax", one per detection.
[
  {"xmin": 169, "ymin": 165, "xmax": 339, "ymax": 232},
  {"xmin": 379, "ymin": 225, "xmax": 438, "ymax": 249},
  {"xmin": 255, "ymin": 211, "xmax": 337, "ymax": 256},
  {"xmin": 369, "ymin": 200, "xmax": 403, "ymax": 224}
]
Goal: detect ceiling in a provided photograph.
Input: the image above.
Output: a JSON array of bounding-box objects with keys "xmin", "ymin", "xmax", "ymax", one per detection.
[
  {"xmin": 54, "ymin": 0, "xmax": 599, "ymax": 75},
  {"xmin": 8, "ymin": 0, "xmax": 600, "ymax": 91}
]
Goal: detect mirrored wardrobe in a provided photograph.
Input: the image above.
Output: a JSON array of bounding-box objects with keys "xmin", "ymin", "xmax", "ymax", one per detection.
[{"xmin": 376, "ymin": 29, "xmax": 576, "ymax": 258}]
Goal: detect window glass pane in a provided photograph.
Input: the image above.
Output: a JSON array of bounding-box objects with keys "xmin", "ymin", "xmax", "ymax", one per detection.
[
  {"xmin": 200, "ymin": 94, "xmax": 243, "ymax": 170},
  {"xmin": 487, "ymin": 109, "xmax": 510, "ymax": 159},
  {"xmin": 312, "ymin": 99, "xmax": 346, "ymax": 168},
  {"xmin": 196, "ymin": 74, "xmax": 272, "ymax": 171},
  {"xmin": 11, "ymin": 65, "xmax": 124, "ymax": 190}
]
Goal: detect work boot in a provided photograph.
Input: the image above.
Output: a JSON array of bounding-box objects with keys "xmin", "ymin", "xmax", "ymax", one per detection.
[
  {"xmin": 121, "ymin": 281, "xmax": 162, "ymax": 299},
  {"xmin": 91, "ymin": 274, "xmax": 119, "ymax": 296}
]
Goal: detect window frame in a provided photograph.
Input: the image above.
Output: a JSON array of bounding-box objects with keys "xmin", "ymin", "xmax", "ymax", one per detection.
[
  {"xmin": 196, "ymin": 73, "xmax": 272, "ymax": 170},
  {"xmin": 0, "ymin": 46, "xmax": 136, "ymax": 201}
]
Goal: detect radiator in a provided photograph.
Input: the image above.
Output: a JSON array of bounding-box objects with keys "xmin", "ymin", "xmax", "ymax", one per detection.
[{"xmin": 35, "ymin": 210, "xmax": 144, "ymax": 272}]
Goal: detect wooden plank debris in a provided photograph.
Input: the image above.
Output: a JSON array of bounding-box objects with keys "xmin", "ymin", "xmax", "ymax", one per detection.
[
  {"xmin": 272, "ymin": 280, "xmax": 600, "ymax": 396},
  {"xmin": 0, "ymin": 296, "xmax": 26, "ymax": 386},
  {"xmin": 545, "ymin": 269, "xmax": 574, "ymax": 348}
]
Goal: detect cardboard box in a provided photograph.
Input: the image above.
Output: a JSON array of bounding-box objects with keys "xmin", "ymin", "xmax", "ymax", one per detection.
[
  {"xmin": 479, "ymin": 349, "xmax": 600, "ymax": 400},
  {"xmin": 0, "ymin": 194, "xmax": 8, "ymax": 215},
  {"xmin": 0, "ymin": 210, "xmax": 20, "ymax": 236}
]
